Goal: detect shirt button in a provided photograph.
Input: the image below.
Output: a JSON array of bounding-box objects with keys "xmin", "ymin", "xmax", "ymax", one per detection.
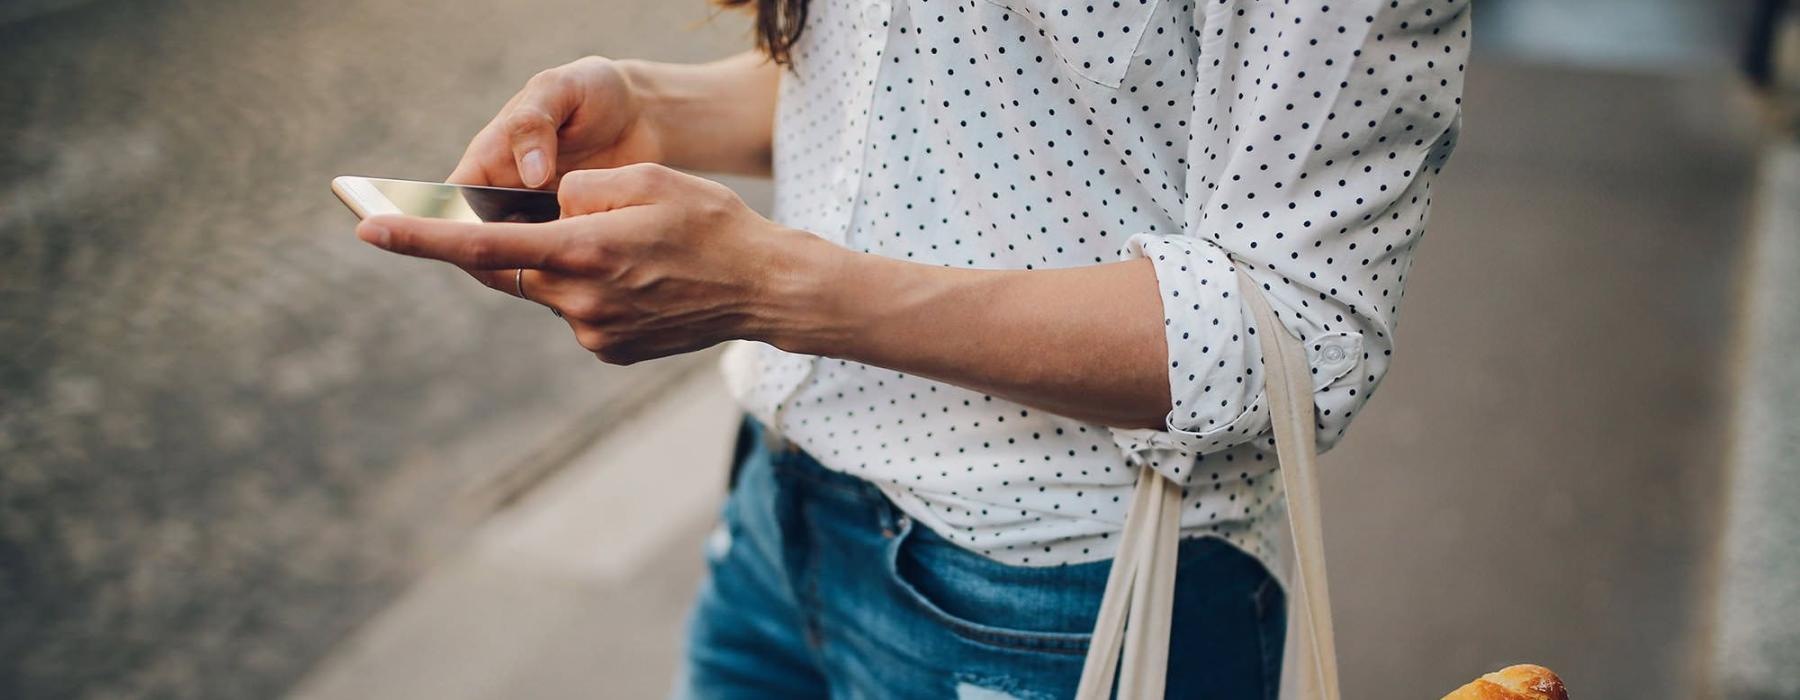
[{"xmin": 1321, "ymin": 345, "xmax": 1347, "ymax": 364}]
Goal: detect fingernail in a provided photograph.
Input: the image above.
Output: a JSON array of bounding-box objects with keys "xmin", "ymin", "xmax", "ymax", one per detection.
[
  {"xmin": 521, "ymin": 149, "xmax": 547, "ymax": 187},
  {"xmin": 359, "ymin": 223, "xmax": 391, "ymax": 248}
]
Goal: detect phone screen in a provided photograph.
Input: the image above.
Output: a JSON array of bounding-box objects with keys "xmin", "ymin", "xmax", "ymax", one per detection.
[{"xmin": 359, "ymin": 178, "xmax": 561, "ymax": 223}]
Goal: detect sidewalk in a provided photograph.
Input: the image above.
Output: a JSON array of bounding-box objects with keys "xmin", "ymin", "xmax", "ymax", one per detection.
[
  {"xmin": 1709, "ymin": 139, "xmax": 1800, "ymax": 698},
  {"xmin": 286, "ymin": 369, "xmax": 739, "ymax": 700}
]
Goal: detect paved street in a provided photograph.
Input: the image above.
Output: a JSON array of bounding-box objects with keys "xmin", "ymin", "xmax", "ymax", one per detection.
[{"xmin": 288, "ymin": 369, "xmax": 739, "ymax": 700}]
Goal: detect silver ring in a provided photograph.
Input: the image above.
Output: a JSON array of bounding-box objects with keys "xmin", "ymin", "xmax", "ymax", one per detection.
[{"xmin": 515, "ymin": 269, "xmax": 563, "ymax": 318}]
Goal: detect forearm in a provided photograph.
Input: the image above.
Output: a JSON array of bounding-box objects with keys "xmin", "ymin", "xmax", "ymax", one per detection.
[
  {"xmin": 766, "ymin": 238, "xmax": 1173, "ymax": 430},
  {"xmin": 620, "ymin": 52, "xmax": 779, "ymax": 177}
]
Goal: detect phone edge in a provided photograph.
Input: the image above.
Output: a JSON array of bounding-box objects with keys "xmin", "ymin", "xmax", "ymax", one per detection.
[{"xmin": 330, "ymin": 176, "xmax": 401, "ymax": 219}]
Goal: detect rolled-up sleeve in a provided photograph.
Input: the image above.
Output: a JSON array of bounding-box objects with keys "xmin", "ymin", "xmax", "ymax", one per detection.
[{"xmin": 1111, "ymin": 0, "xmax": 1471, "ymax": 481}]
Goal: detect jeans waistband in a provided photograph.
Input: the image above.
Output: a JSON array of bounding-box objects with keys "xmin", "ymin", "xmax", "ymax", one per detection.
[{"xmin": 738, "ymin": 416, "xmax": 891, "ymax": 509}]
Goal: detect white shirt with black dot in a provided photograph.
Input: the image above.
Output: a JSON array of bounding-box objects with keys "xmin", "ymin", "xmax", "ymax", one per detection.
[{"xmin": 723, "ymin": 0, "xmax": 1470, "ymax": 568}]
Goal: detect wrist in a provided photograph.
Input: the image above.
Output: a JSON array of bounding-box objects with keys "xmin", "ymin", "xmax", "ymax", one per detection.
[
  {"xmin": 614, "ymin": 53, "xmax": 776, "ymax": 175},
  {"xmin": 612, "ymin": 58, "xmax": 675, "ymax": 163},
  {"xmin": 750, "ymin": 232, "xmax": 903, "ymax": 359}
]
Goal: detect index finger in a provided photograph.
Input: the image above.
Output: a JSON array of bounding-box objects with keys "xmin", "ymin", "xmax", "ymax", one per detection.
[
  {"xmin": 356, "ymin": 214, "xmax": 569, "ymax": 270},
  {"xmin": 500, "ymin": 69, "xmax": 584, "ymax": 188}
]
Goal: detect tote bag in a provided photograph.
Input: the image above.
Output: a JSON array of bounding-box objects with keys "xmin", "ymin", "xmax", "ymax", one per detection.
[
  {"xmin": 1075, "ymin": 265, "xmax": 1339, "ymax": 700},
  {"xmin": 1075, "ymin": 268, "xmax": 1570, "ymax": 700}
]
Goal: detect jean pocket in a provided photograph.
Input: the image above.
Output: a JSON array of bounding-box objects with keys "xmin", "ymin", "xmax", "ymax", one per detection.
[{"xmin": 882, "ymin": 518, "xmax": 1102, "ymax": 655}]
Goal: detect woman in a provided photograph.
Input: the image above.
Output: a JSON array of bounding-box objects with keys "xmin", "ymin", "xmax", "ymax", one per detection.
[{"xmin": 355, "ymin": 0, "xmax": 1470, "ymax": 696}]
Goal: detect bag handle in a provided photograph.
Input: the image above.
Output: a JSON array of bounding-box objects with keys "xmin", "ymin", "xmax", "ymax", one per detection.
[
  {"xmin": 1076, "ymin": 266, "xmax": 1340, "ymax": 700},
  {"xmin": 1245, "ymin": 268, "xmax": 1341, "ymax": 700}
]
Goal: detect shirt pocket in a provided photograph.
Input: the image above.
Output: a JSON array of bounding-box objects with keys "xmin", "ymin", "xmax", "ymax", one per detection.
[{"xmin": 980, "ymin": 0, "xmax": 1163, "ymax": 88}]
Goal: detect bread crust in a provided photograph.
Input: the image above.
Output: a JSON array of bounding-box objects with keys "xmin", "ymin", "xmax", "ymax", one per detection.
[{"xmin": 1439, "ymin": 664, "xmax": 1568, "ymax": 700}]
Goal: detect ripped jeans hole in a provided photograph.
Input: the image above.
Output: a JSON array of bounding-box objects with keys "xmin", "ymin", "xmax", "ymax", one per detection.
[{"xmin": 953, "ymin": 673, "xmax": 1057, "ymax": 700}]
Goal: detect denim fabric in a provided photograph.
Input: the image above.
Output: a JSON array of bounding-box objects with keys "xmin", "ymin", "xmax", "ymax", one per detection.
[{"xmin": 676, "ymin": 419, "xmax": 1285, "ymax": 699}]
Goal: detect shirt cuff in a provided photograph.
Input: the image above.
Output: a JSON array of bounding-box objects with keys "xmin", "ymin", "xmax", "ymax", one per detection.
[{"xmin": 1108, "ymin": 233, "xmax": 1362, "ymax": 483}]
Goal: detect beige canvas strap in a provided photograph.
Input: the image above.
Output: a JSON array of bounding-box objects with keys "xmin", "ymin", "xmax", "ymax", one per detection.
[{"xmin": 1076, "ymin": 267, "xmax": 1341, "ymax": 700}]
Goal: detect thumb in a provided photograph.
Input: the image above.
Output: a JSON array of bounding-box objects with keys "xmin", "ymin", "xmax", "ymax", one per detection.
[
  {"xmin": 504, "ymin": 106, "xmax": 560, "ymax": 189},
  {"xmin": 502, "ymin": 72, "xmax": 581, "ymax": 188}
]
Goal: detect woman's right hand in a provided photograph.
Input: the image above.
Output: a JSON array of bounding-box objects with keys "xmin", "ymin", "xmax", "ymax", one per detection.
[{"xmin": 449, "ymin": 56, "xmax": 663, "ymax": 189}]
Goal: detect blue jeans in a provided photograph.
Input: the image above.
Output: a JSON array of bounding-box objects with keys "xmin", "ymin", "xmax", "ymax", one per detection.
[{"xmin": 676, "ymin": 419, "xmax": 1285, "ymax": 699}]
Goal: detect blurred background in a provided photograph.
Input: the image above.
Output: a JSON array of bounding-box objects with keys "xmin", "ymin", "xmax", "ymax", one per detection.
[{"xmin": 2, "ymin": 0, "xmax": 1797, "ymax": 698}]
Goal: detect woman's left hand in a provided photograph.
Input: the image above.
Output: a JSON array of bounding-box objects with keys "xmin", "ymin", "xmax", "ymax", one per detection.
[{"xmin": 355, "ymin": 164, "xmax": 839, "ymax": 364}]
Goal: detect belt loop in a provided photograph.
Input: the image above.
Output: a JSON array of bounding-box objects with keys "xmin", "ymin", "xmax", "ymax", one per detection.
[
  {"xmin": 875, "ymin": 488, "xmax": 911, "ymax": 537},
  {"xmin": 763, "ymin": 410, "xmax": 794, "ymax": 455},
  {"xmin": 766, "ymin": 431, "xmax": 792, "ymax": 454},
  {"xmin": 877, "ymin": 496, "xmax": 899, "ymax": 537},
  {"xmin": 764, "ymin": 430, "xmax": 799, "ymax": 457},
  {"xmin": 727, "ymin": 418, "xmax": 758, "ymax": 491},
  {"xmin": 765, "ymin": 359, "xmax": 821, "ymax": 455}
]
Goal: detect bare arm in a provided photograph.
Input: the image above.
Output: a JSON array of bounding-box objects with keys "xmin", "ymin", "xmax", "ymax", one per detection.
[{"xmin": 772, "ymin": 240, "xmax": 1173, "ymax": 429}]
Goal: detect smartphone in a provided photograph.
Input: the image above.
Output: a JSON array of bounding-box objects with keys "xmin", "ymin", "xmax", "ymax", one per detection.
[{"xmin": 331, "ymin": 176, "xmax": 561, "ymax": 223}]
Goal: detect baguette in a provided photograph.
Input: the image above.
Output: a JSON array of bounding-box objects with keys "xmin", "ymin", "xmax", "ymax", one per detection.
[{"xmin": 1439, "ymin": 664, "xmax": 1568, "ymax": 700}]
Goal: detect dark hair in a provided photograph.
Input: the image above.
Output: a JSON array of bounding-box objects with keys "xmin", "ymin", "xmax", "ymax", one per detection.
[{"xmin": 715, "ymin": 0, "xmax": 809, "ymax": 65}]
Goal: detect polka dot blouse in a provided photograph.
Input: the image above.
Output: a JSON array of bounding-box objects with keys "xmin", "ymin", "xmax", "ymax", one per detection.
[{"xmin": 722, "ymin": 0, "xmax": 1470, "ymax": 567}]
